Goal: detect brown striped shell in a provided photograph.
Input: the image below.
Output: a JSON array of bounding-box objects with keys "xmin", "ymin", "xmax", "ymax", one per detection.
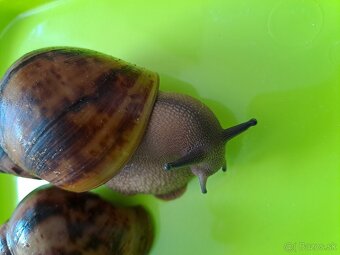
[
  {"xmin": 2, "ymin": 187, "xmax": 154, "ymax": 255},
  {"xmin": 0, "ymin": 47, "xmax": 159, "ymax": 192},
  {"xmin": 0, "ymin": 147, "xmax": 35, "ymax": 178}
]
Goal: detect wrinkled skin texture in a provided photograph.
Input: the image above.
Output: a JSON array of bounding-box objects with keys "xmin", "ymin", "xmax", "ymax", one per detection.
[
  {"xmin": 1, "ymin": 187, "xmax": 153, "ymax": 255},
  {"xmin": 107, "ymin": 92, "xmax": 227, "ymax": 198}
]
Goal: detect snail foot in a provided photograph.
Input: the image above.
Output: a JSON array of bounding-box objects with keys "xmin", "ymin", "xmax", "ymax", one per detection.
[{"xmin": 155, "ymin": 185, "xmax": 187, "ymax": 201}]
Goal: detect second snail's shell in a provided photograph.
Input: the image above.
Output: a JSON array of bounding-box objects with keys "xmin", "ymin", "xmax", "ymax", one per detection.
[
  {"xmin": 3, "ymin": 187, "xmax": 154, "ymax": 255},
  {"xmin": 0, "ymin": 48, "xmax": 159, "ymax": 192}
]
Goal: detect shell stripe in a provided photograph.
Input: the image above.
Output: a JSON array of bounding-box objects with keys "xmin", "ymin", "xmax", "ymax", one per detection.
[{"xmin": 0, "ymin": 48, "xmax": 159, "ymax": 192}]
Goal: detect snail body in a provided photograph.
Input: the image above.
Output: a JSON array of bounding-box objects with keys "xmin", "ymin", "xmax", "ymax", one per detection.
[
  {"xmin": 107, "ymin": 92, "xmax": 256, "ymax": 198},
  {"xmin": 0, "ymin": 187, "xmax": 153, "ymax": 255},
  {"xmin": 0, "ymin": 47, "xmax": 257, "ymax": 197}
]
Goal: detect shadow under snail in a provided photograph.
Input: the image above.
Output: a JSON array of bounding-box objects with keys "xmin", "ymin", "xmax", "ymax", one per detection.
[
  {"xmin": 0, "ymin": 186, "xmax": 153, "ymax": 255},
  {"xmin": 0, "ymin": 47, "xmax": 257, "ymax": 199}
]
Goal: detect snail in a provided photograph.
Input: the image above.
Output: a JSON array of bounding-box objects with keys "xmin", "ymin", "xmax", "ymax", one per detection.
[
  {"xmin": 0, "ymin": 47, "xmax": 257, "ymax": 198},
  {"xmin": 0, "ymin": 186, "xmax": 153, "ymax": 255}
]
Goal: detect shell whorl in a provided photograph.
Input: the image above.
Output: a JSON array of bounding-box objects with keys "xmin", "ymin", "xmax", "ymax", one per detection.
[
  {"xmin": 2, "ymin": 187, "xmax": 154, "ymax": 255},
  {"xmin": 0, "ymin": 47, "xmax": 159, "ymax": 192}
]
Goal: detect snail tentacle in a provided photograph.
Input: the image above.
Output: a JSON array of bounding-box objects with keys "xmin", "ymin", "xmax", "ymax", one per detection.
[
  {"xmin": 222, "ymin": 118, "xmax": 257, "ymax": 141},
  {"xmin": 198, "ymin": 172, "xmax": 208, "ymax": 194},
  {"xmin": 163, "ymin": 148, "xmax": 206, "ymax": 171},
  {"xmin": 222, "ymin": 159, "xmax": 227, "ymax": 172}
]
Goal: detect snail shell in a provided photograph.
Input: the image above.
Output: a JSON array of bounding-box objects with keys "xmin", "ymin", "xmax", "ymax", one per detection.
[
  {"xmin": 0, "ymin": 147, "xmax": 35, "ymax": 179},
  {"xmin": 1, "ymin": 187, "xmax": 153, "ymax": 255},
  {"xmin": 0, "ymin": 47, "xmax": 158, "ymax": 192},
  {"xmin": 0, "ymin": 224, "xmax": 10, "ymax": 255}
]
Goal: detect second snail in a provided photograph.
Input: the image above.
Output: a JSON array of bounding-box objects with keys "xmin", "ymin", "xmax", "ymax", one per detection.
[
  {"xmin": 0, "ymin": 47, "xmax": 257, "ymax": 199},
  {"xmin": 0, "ymin": 186, "xmax": 153, "ymax": 255}
]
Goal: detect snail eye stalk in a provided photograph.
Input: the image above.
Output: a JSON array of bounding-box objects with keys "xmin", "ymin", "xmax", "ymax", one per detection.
[
  {"xmin": 163, "ymin": 148, "xmax": 206, "ymax": 171},
  {"xmin": 222, "ymin": 118, "xmax": 257, "ymax": 141},
  {"xmin": 222, "ymin": 159, "xmax": 227, "ymax": 172}
]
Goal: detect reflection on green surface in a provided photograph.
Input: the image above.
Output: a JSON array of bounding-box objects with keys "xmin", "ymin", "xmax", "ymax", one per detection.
[
  {"xmin": 0, "ymin": 0, "xmax": 339, "ymax": 254},
  {"xmin": 0, "ymin": 175, "xmax": 16, "ymax": 223},
  {"xmin": 0, "ymin": 0, "xmax": 55, "ymax": 39}
]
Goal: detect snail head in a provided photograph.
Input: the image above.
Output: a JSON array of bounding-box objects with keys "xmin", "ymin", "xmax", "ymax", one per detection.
[{"xmin": 164, "ymin": 118, "xmax": 257, "ymax": 194}]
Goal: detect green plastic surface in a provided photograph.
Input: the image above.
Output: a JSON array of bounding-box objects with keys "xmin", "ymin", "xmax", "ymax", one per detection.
[{"xmin": 0, "ymin": 1, "xmax": 339, "ymax": 254}]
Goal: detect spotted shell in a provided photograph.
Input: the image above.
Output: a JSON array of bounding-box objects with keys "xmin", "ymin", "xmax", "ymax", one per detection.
[
  {"xmin": 0, "ymin": 47, "xmax": 159, "ymax": 192},
  {"xmin": 3, "ymin": 187, "xmax": 154, "ymax": 255}
]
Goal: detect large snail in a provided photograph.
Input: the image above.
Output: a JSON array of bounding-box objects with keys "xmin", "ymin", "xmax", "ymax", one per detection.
[
  {"xmin": 0, "ymin": 186, "xmax": 153, "ymax": 255},
  {"xmin": 0, "ymin": 47, "xmax": 257, "ymax": 198}
]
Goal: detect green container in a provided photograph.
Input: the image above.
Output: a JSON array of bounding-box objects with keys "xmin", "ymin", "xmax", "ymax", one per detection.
[{"xmin": 0, "ymin": 1, "xmax": 339, "ymax": 254}]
